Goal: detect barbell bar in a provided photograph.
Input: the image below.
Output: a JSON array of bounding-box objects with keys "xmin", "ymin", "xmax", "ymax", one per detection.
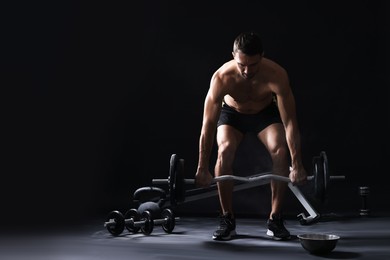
[
  {"xmin": 151, "ymin": 151, "xmax": 345, "ymax": 225},
  {"xmin": 153, "ymin": 172, "xmax": 343, "ymax": 185},
  {"xmin": 153, "ymin": 151, "xmax": 344, "ymax": 205}
]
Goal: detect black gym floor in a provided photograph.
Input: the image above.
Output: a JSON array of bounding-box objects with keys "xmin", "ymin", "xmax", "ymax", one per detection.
[{"xmin": 1, "ymin": 215, "xmax": 389, "ymax": 260}]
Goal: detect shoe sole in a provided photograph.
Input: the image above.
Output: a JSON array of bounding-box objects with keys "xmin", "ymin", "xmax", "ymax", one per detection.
[
  {"xmin": 212, "ymin": 230, "xmax": 236, "ymax": 241},
  {"xmin": 266, "ymin": 229, "xmax": 291, "ymax": 241}
]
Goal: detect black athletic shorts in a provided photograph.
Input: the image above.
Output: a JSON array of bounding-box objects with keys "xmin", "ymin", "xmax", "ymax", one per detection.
[{"xmin": 217, "ymin": 101, "xmax": 283, "ymax": 134}]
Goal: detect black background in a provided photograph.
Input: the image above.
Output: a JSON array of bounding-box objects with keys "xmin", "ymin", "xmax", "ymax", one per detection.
[{"xmin": 2, "ymin": 1, "xmax": 388, "ymax": 230}]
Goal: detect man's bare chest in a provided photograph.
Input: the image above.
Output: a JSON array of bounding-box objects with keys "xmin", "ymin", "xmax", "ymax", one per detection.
[{"xmin": 227, "ymin": 82, "xmax": 272, "ymax": 103}]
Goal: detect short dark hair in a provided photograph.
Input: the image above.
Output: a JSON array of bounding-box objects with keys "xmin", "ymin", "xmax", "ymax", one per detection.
[{"xmin": 233, "ymin": 32, "xmax": 263, "ymax": 56}]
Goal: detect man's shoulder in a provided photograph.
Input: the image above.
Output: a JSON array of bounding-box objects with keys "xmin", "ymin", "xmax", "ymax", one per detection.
[
  {"xmin": 212, "ymin": 60, "xmax": 236, "ymax": 81},
  {"xmin": 262, "ymin": 58, "xmax": 288, "ymax": 80},
  {"xmin": 263, "ymin": 57, "xmax": 285, "ymax": 71},
  {"xmin": 216, "ymin": 59, "xmax": 235, "ymax": 73}
]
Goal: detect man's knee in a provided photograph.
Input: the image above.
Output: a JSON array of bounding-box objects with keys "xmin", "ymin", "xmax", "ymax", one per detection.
[
  {"xmin": 216, "ymin": 142, "xmax": 237, "ymax": 175},
  {"xmin": 217, "ymin": 141, "xmax": 236, "ymax": 161},
  {"xmin": 269, "ymin": 145, "xmax": 289, "ymax": 161}
]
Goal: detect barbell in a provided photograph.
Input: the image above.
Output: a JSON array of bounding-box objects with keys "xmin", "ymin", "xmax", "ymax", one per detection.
[{"xmin": 152, "ymin": 151, "xmax": 345, "ymax": 207}]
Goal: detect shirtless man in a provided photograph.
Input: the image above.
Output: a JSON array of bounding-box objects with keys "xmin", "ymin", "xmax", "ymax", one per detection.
[{"xmin": 195, "ymin": 31, "xmax": 307, "ymax": 241}]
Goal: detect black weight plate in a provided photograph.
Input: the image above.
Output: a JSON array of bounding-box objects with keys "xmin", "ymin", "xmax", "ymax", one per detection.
[
  {"xmin": 174, "ymin": 159, "xmax": 185, "ymax": 204},
  {"xmin": 105, "ymin": 210, "xmax": 125, "ymax": 236},
  {"xmin": 124, "ymin": 208, "xmax": 141, "ymax": 233},
  {"xmin": 169, "ymin": 154, "xmax": 179, "ymax": 207},
  {"xmin": 140, "ymin": 211, "xmax": 154, "ymax": 235},
  {"xmin": 161, "ymin": 208, "xmax": 175, "ymax": 233},
  {"xmin": 313, "ymin": 156, "xmax": 325, "ymax": 202},
  {"xmin": 320, "ymin": 151, "xmax": 329, "ymax": 191}
]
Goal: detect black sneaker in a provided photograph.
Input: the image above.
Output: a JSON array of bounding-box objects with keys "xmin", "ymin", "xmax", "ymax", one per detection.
[
  {"xmin": 266, "ymin": 213, "xmax": 291, "ymax": 240},
  {"xmin": 212, "ymin": 212, "xmax": 236, "ymax": 240}
]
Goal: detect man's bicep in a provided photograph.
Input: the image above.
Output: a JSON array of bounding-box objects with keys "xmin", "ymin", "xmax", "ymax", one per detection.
[
  {"xmin": 277, "ymin": 89, "xmax": 297, "ymax": 126},
  {"xmin": 203, "ymin": 92, "xmax": 222, "ymax": 124}
]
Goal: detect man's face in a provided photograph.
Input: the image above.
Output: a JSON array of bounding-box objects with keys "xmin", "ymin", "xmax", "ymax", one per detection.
[{"xmin": 232, "ymin": 51, "xmax": 262, "ymax": 80}]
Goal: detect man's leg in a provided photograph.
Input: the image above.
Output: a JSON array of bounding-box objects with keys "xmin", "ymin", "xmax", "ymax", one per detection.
[
  {"xmin": 212, "ymin": 125, "xmax": 243, "ymax": 240},
  {"xmin": 258, "ymin": 123, "xmax": 291, "ymax": 240}
]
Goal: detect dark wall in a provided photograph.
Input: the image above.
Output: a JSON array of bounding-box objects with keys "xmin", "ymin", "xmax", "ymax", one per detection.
[{"xmin": 2, "ymin": 1, "xmax": 388, "ymax": 229}]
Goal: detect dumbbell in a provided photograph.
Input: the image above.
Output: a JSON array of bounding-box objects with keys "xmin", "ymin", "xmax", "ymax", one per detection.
[
  {"xmin": 104, "ymin": 208, "xmax": 178, "ymax": 236},
  {"xmin": 104, "ymin": 210, "xmax": 125, "ymax": 236}
]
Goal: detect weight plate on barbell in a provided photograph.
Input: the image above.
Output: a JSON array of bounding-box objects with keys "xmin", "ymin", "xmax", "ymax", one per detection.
[
  {"xmin": 320, "ymin": 151, "xmax": 329, "ymax": 191},
  {"xmin": 169, "ymin": 154, "xmax": 185, "ymax": 206},
  {"xmin": 169, "ymin": 154, "xmax": 178, "ymax": 206},
  {"xmin": 175, "ymin": 159, "xmax": 186, "ymax": 204},
  {"xmin": 313, "ymin": 156, "xmax": 325, "ymax": 202}
]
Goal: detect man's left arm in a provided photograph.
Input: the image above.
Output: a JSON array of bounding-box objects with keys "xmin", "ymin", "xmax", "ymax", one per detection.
[{"xmin": 273, "ymin": 70, "xmax": 307, "ymax": 184}]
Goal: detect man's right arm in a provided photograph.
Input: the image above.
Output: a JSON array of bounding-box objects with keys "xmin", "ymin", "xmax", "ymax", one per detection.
[
  {"xmin": 198, "ymin": 91, "xmax": 221, "ymax": 170},
  {"xmin": 196, "ymin": 75, "xmax": 224, "ymax": 187}
]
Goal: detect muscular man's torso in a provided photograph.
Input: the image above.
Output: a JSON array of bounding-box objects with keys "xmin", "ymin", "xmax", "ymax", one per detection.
[{"xmin": 216, "ymin": 58, "xmax": 284, "ymax": 114}]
